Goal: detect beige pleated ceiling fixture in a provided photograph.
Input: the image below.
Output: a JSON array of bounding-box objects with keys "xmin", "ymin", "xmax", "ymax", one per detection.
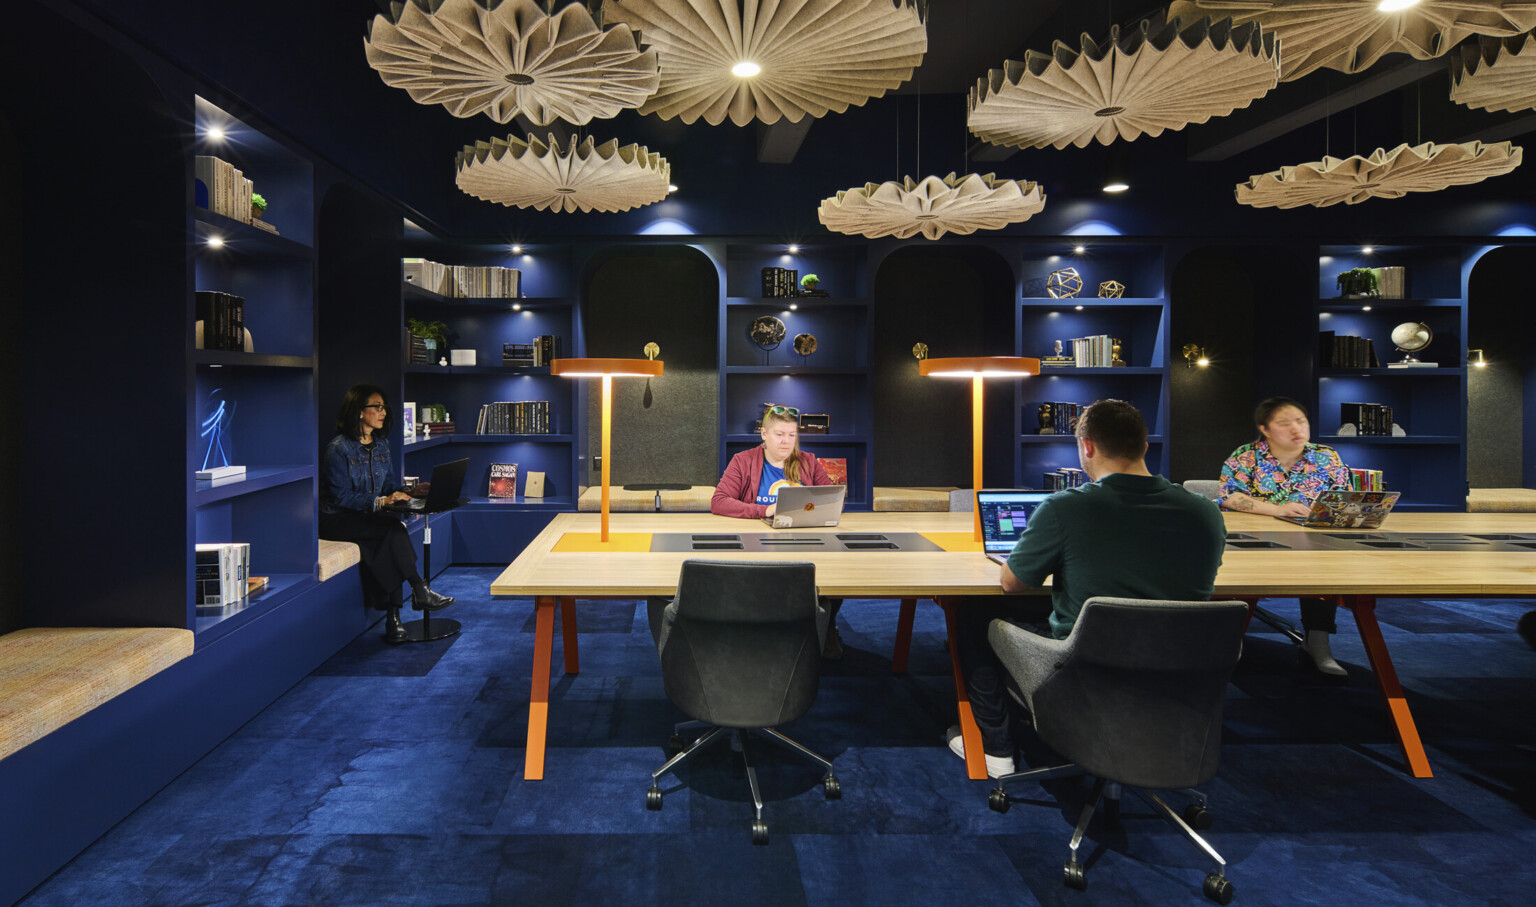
[
  {"xmin": 364, "ymin": 0, "xmax": 659, "ymax": 126},
  {"xmin": 1168, "ymin": 0, "xmax": 1536, "ymax": 82},
  {"xmin": 967, "ymin": 15, "xmax": 1279, "ymax": 151},
  {"xmin": 598, "ymin": 0, "xmax": 929, "ymax": 126},
  {"xmin": 1451, "ymin": 28, "xmax": 1536, "ymax": 112},
  {"xmin": 456, "ymin": 133, "xmax": 671, "ymax": 213},
  {"xmin": 1234, "ymin": 140, "xmax": 1524, "ymax": 208}
]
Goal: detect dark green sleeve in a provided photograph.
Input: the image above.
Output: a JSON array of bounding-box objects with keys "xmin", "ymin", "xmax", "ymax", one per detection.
[{"xmin": 1007, "ymin": 499, "xmax": 1062, "ymax": 588}]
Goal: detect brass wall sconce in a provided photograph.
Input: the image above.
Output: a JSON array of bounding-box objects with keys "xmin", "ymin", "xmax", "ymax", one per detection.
[
  {"xmin": 1469, "ymin": 349, "xmax": 1486, "ymax": 368},
  {"xmin": 1181, "ymin": 343, "xmax": 1209, "ymax": 368},
  {"xmin": 912, "ymin": 342, "xmax": 929, "ymax": 361}
]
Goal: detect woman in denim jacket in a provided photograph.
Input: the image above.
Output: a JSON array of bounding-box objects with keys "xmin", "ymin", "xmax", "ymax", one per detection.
[{"xmin": 321, "ymin": 384, "xmax": 453, "ymax": 643}]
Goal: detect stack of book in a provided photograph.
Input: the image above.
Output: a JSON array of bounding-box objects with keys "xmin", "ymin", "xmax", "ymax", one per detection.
[
  {"xmin": 476, "ymin": 400, "xmax": 552, "ymax": 434},
  {"xmin": 1340, "ymin": 402, "xmax": 1395, "ymax": 435},
  {"xmin": 421, "ymin": 420, "xmax": 456, "ymax": 435},
  {"xmin": 1348, "ymin": 467, "xmax": 1386, "ymax": 491},
  {"xmin": 1374, "ymin": 266, "xmax": 1406, "ymax": 299},
  {"xmin": 403, "ymin": 258, "xmax": 521, "ymax": 298},
  {"xmin": 194, "ymin": 155, "xmax": 255, "ymax": 223},
  {"xmin": 760, "ymin": 266, "xmax": 798, "ymax": 297},
  {"xmin": 195, "ymin": 542, "xmax": 250, "ymax": 612},
  {"xmin": 503, "ymin": 342, "xmax": 535, "ymax": 366},
  {"xmin": 1319, "ymin": 332, "xmax": 1380, "ymax": 368},
  {"xmin": 1070, "ymin": 335, "xmax": 1115, "ymax": 367},
  {"xmin": 408, "ymin": 333, "xmax": 435, "ymax": 364},
  {"xmin": 1033, "ymin": 401, "xmax": 1081, "ymax": 434},
  {"xmin": 1041, "ymin": 467, "xmax": 1087, "ymax": 490},
  {"xmin": 196, "ymin": 291, "xmax": 246, "ymax": 351}
]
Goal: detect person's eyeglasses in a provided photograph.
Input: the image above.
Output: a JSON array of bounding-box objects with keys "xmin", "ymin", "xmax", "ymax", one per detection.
[
  {"xmin": 762, "ymin": 403, "xmax": 799, "ymax": 419},
  {"xmin": 362, "ymin": 403, "xmax": 388, "ymax": 412}
]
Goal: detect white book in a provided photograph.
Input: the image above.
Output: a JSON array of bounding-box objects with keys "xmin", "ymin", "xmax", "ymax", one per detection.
[{"xmin": 196, "ymin": 465, "xmax": 246, "ymax": 480}]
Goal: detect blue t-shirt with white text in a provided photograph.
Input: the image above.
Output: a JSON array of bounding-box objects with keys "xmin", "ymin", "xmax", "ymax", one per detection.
[{"xmin": 756, "ymin": 461, "xmax": 794, "ymax": 505}]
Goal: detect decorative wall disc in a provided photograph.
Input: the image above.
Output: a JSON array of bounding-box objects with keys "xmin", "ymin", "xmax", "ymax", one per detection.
[
  {"xmin": 967, "ymin": 16, "xmax": 1278, "ymax": 151},
  {"xmin": 364, "ymin": 0, "xmax": 659, "ymax": 126},
  {"xmin": 793, "ymin": 333, "xmax": 818, "ymax": 357},
  {"xmin": 750, "ymin": 315, "xmax": 787, "ymax": 350},
  {"xmin": 456, "ymin": 133, "xmax": 671, "ymax": 213},
  {"xmin": 817, "ymin": 172, "xmax": 1046, "ymax": 240},
  {"xmin": 1169, "ymin": 0, "xmax": 1536, "ymax": 81},
  {"xmin": 1234, "ymin": 141, "xmax": 1523, "ymax": 209},
  {"xmin": 1046, "ymin": 268, "xmax": 1083, "ymax": 299},
  {"xmin": 1451, "ymin": 29, "xmax": 1536, "ymax": 113},
  {"xmin": 599, "ymin": 0, "xmax": 928, "ymax": 126},
  {"xmin": 1098, "ymin": 280, "xmax": 1126, "ymax": 298}
]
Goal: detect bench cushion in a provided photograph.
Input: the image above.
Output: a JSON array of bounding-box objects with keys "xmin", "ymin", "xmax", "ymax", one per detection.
[
  {"xmin": 0, "ymin": 627, "xmax": 194, "ymax": 761},
  {"xmin": 317, "ymin": 538, "xmax": 361, "ymax": 581},
  {"xmin": 1467, "ymin": 488, "xmax": 1536, "ymax": 512},
  {"xmin": 873, "ymin": 486, "xmax": 958, "ymax": 512},
  {"xmin": 578, "ymin": 486, "xmax": 713, "ymax": 512}
]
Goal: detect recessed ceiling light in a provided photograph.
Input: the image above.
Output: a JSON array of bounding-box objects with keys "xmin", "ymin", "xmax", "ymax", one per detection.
[
  {"xmin": 1362, "ymin": 305, "xmax": 1373, "ymax": 311},
  {"xmin": 1073, "ymin": 245, "xmax": 1086, "ymax": 254},
  {"xmin": 667, "ymin": 184, "xmax": 678, "ymax": 193},
  {"xmin": 1378, "ymin": 0, "xmax": 1420, "ymax": 11},
  {"xmin": 512, "ymin": 302, "xmax": 522, "ymax": 311},
  {"xmin": 1361, "ymin": 246, "xmax": 1374, "ymax": 254},
  {"xmin": 731, "ymin": 61, "xmax": 760, "ymax": 78},
  {"xmin": 789, "ymin": 303, "xmax": 798, "ymax": 311},
  {"xmin": 787, "ymin": 244, "xmax": 799, "ymax": 254},
  {"xmin": 1103, "ymin": 181, "xmax": 1129, "ymax": 193},
  {"xmin": 1075, "ymin": 304, "xmax": 1084, "ymax": 311},
  {"xmin": 207, "ymin": 236, "xmax": 224, "ymax": 247},
  {"xmin": 511, "ymin": 243, "xmax": 523, "ymax": 253},
  {"xmin": 206, "ymin": 126, "xmax": 225, "ymax": 140}
]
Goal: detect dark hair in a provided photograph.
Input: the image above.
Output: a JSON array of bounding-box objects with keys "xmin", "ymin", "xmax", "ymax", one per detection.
[
  {"xmin": 336, "ymin": 383, "xmax": 392, "ymax": 440},
  {"xmin": 1075, "ymin": 399, "xmax": 1147, "ymax": 460},
  {"xmin": 1253, "ymin": 396, "xmax": 1308, "ymax": 442}
]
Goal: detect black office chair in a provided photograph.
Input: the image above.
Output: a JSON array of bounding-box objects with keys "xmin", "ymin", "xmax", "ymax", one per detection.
[
  {"xmin": 645, "ymin": 560, "xmax": 841, "ymax": 845},
  {"xmin": 987, "ymin": 596, "xmax": 1248, "ymax": 904}
]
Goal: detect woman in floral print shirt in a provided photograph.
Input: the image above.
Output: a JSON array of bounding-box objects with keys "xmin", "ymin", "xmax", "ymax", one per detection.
[{"xmin": 1218, "ymin": 396, "xmax": 1352, "ymax": 677}]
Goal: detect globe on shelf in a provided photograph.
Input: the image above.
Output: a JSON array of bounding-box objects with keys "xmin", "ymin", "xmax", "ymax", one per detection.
[{"xmin": 1390, "ymin": 321, "xmax": 1432, "ymax": 365}]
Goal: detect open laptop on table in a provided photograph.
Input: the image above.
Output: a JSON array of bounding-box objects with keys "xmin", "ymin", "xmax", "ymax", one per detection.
[
  {"xmin": 978, "ymin": 489, "xmax": 1055, "ymax": 565},
  {"xmin": 385, "ymin": 457, "xmax": 470, "ymax": 514},
  {"xmin": 1277, "ymin": 489, "xmax": 1401, "ymax": 529},
  {"xmin": 763, "ymin": 484, "xmax": 846, "ymax": 529}
]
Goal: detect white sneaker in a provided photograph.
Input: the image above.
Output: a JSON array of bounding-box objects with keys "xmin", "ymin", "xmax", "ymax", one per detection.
[
  {"xmin": 945, "ymin": 725, "xmax": 1015, "ymax": 778},
  {"xmin": 1302, "ymin": 630, "xmax": 1348, "ymax": 677}
]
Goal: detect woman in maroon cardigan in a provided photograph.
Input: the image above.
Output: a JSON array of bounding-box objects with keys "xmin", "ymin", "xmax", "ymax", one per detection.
[{"xmin": 709, "ymin": 404, "xmax": 844, "ymax": 658}]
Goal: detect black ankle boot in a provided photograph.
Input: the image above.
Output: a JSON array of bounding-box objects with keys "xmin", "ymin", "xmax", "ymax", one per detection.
[
  {"xmin": 384, "ymin": 607, "xmax": 408, "ymax": 644},
  {"xmin": 412, "ymin": 585, "xmax": 454, "ymax": 612}
]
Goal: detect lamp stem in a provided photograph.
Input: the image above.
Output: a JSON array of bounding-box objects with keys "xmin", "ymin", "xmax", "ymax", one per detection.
[
  {"xmin": 601, "ymin": 374, "xmax": 612, "ymax": 542},
  {"xmin": 973, "ymin": 375, "xmax": 984, "ymax": 543}
]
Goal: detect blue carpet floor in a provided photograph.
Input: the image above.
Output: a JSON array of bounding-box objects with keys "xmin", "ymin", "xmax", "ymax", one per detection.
[{"xmin": 21, "ymin": 569, "xmax": 1536, "ymax": 905}]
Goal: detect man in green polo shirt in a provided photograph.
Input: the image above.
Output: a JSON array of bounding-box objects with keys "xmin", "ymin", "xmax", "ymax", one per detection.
[{"xmin": 947, "ymin": 399, "xmax": 1226, "ymax": 777}]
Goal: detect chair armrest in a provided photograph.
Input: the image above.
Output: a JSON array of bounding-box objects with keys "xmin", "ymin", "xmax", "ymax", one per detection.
[{"xmin": 987, "ymin": 619, "xmax": 1068, "ymax": 712}]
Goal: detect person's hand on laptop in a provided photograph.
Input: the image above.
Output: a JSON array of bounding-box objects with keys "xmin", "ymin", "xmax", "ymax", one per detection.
[
  {"xmin": 409, "ymin": 482, "xmax": 430, "ymax": 498},
  {"xmin": 1276, "ymin": 501, "xmax": 1311, "ymax": 518},
  {"xmin": 764, "ymin": 502, "xmax": 776, "ymax": 517},
  {"xmin": 377, "ymin": 491, "xmax": 412, "ymax": 508}
]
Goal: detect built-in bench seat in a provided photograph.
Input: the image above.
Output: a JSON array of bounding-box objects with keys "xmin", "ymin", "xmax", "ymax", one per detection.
[
  {"xmin": 318, "ymin": 538, "xmax": 362, "ymax": 581},
  {"xmin": 578, "ymin": 485, "xmax": 714, "ymax": 512},
  {"xmin": 0, "ymin": 627, "xmax": 194, "ymax": 762},
  {"xmin": 1467, "ymin": 488, "xmax": 1536, "ymax": 512},
  {"xmin": 873, "ymin": 486, "xmax": 959, "ymax": 512}
]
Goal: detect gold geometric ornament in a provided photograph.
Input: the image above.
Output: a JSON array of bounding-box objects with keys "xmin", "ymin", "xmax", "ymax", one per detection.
[
  {"xmin": 1235, "ymin": 141, "xmax": 1523, "ymax": 209},
  {"xmin": 817, "ymin": 173, "xmax": 1046, "ymax": 241},
  {"xmin": 364, "ymin": 0, "xmax": 659, "ymax": 127},
  {"xmin": 1451, "ymin": 29, "xmax": 1536, "ymax": 113},
  {"xmin": 456, "ymin": 133, "xmax": 671, "ymax": 213},
  {"xmin": 1047, "ymin": 269, "xmax": 1083, "ymax": 299},
  {"xmin": 1098, "ymin": 280, "xmax": 1126, "ymax": 298},
  {"xmin": 600, "ymin": 0, "xmax": 928, "ymax": 126},
  {"xmin": 1169, "ymin": 0, "xmax": 1536, "ymax": 82},
  {"xmin": 968, "ymin": 16, "xmax": 1278, "ymax": 151}
]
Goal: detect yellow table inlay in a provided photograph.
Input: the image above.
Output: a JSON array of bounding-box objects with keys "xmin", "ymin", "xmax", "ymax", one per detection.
[
  {"xmin": 921, "ymin": 532, "xmax": 985, "ymax": 552},
  {"xmin": 552, "ymin": 532, "xmax": 653, "ymax": 553}
]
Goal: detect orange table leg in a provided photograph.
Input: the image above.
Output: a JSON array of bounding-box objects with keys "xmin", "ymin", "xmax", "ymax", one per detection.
[
  {"xmin": 1345, "ymin": 595, "xmax": 1433, "ymax": 779},
  {"xmin": 524, "ymin": 595, "xmax": 557, "ymax": 781},
  {"xmin": 938, "ymin": 597, "xmax": 987, "ymax": 780},
  {"xmin": 891, "ymin": 598, "xmax": 917, "ymax": 673},
  {"xmin": 559, "ymin": 596, "xmax": 579, "ymax": 674}
]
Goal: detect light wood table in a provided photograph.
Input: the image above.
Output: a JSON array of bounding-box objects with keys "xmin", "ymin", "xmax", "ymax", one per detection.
[{"xmin": 491, "ymin": 511, "xmax": 1536, "ymax": 781}]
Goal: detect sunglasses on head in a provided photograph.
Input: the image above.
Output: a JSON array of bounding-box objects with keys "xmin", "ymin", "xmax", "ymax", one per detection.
[{"xmin": 762, "ymin": 403, "xmax": 800, "ymax": 419}]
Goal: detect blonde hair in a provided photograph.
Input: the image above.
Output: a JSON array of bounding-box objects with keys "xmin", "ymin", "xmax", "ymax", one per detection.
[{"xmin": 761, "ymin": 407, "xmax": 802, "ymax": 484}]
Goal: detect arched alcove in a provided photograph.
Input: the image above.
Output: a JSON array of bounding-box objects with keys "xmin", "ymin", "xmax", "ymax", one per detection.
[
  {"xmin": 580, "ymin": 245, "xmax": 720, "ymax": 486},
  {"xmin": 1467, "ymin": 246, "xmax": 1535, "ymax": 488},
  {"xmin": 872, "ymin": 244, "xmax": 1015, "ymax": 487},
  {"xmin": 1169, "ymin": 245, "xmax": 1312, "ymax": 482}
]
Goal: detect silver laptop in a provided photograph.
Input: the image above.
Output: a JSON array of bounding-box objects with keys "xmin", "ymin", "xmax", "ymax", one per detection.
[
  {"xmin": 1278, "ymin": 489, "xmax": 1401, "ymax": 529},
  {"xmin": 977, "ymin": 489, "xmax": 1055, "ymax": 565},
  {"xmin": 763, "ymin": 484, "xmax": 846, "ymax": 529}
]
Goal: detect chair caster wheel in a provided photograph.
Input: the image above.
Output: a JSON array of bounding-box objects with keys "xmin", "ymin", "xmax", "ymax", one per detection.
[
  {"xmin": 645, "ymin": 786, "xmax": 662, "ymax": 811},
  {"xmin": 751, "ymin": 820, "xmax": 769, "ymax": 845},
  {"xmin": 1063, "ymin": 860, "xmax": 1086, "ymax": 891},
  {"xmin": 1203, "ymin": 873, "xmax": 1234, "ymax": 904},
  {"xmin": 988, "ymin": 788, "xmax": 1010, "ymax": 814},
  {"xmin": 667, "ymin": 734, "xmax": 686, "ymax": 757},
  {"xmin": 1183, "ymin": 803, "xmax": 1214, "ymax": 830},
  {"xmin": 823, "ymin": 775, "xmax": 842, "ymax": 799}
]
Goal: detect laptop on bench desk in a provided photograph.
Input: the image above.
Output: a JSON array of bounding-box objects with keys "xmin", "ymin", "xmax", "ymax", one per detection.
[
  {"xmin": 763, "ymin": 484, "xmax": 846, "ymax": 529},
  {"xmin": 977, "ymin": 489, "xmax": 1055, "ymax": 565},
  {"xmin": 1277, "ymin": 489, "xmax": 1400, "ymax": 529},
  {"xmin": 385, "ymin": 457, "xmax": 470, "ymax": 514}
]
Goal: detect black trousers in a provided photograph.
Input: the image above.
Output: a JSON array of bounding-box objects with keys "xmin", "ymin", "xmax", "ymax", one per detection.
[
  {"xmin": 955, "ymin": 597, "xmax": 1054, "ymax": 758},
  {"xmin": 1299, "ymin": 597, "xmax": 1338, "ymax": 634},
  {"xmin": 320, "ymin": 509, "xmax": 422, "ymax": 611}
]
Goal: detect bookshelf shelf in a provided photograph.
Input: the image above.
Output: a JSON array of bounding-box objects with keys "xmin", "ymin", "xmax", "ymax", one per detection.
[
  {"xmin": 193, "ymin": 211, "xmax": 314, "ymax": 258},
  {"xmin": 194, "ymin": 574, "xmax": 316, "ymax": 642},
  {"xmin": 724, "ymin": 366, "xmax": 869, "ymax": 375},
  {"xmin": 1036, "ymin": 366, "xmax": 1164, "ymax": 376},
  {"xmin": 1321, "ymin": 435, "xmax": 1461, "ymax": 445},
  {"xmin": 1019, "ymin": 296, "xmax": 1166, "ymax": 308},
  {"xmin": 1319, "ymin": 368, "xmax": 1466, "ymax": 378},
  {"xmin": 725, "ymin": 296, "xmax": 868, "ymax": 308},
  {"xmin": 194, "ymin": 465, "xmax": 314, "ymax": 504},
  {"xmin": 446, "ymin": 433, "xmax": 574, "ymax": 443},
  {"xmin": 194, "ymin": 351, "xmax": 312, "ymax": 369}
]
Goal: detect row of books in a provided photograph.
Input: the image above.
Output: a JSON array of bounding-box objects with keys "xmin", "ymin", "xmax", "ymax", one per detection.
[
  {"xmin": 195, "ymin": 542, "xmax": 268, "ymax": 610},
  {"xmin": 503, "ymin": 335, "xmax": 562, "ymax": 366},
  {"xmin": 1041, "ymin": 467, "xmax": 1087, "ymax": 490},
  {"xmin": 760, "ymin": 266, "xmax": 799, "ymax": 297},
  {"xmin": 1347, "ymin": 468, "xmax": 1386, "ymax": 491},
  {"xmin": 1374, "ymin": 266, "xmax": 1406, "ymax": 299},
  {"xmin": 404, "ymin": 258, "xmax": 521, "ymax": 298},
  {"xmin": 421, "ymin": 421, "xmax": 456, "ymax": 435},
  {"xmin": 195, "ymin": 291, "xmax": 246, "ymax": 352},
  {"xmin": 408, "ymin": 334, "xmax": 438, "ymax": 364},
  {"xmin": 1320, "ymin": 332, "xmax": 1380, "ymax": 369},
  {"xmin": 476, "ymin": 400, "xmax": 553, "ymax": 434},
  {"xmin": 194, "ymin": 155, "xmax": 259, "ymax": 226},
  {"xmin": 1070, "ymin": 335, "xmax": 1120, "ymax": 368},
  {"xmin": 1340, "ymin": 402, "xmax": 1396, "ymax": 436},
  {"xmin": 1033, "ymin": 401, "xmax": 1082, "ymax": 435}
]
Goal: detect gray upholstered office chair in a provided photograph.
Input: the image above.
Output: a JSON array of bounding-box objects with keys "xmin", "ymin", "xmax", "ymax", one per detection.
[
  {"xmin": 987, "ymin": 596, "xmax": 1247, "ymax": 904},
  {"xmin": 645, "ymin": 560, "xmax": 840, "ymax": 844},
  {"xmin": 1184, "ymin": 479, "xmax": 1302, "ymax": 646}
]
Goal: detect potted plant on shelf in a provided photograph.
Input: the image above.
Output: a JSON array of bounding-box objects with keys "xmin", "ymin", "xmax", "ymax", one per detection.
[
  {"xmin": 1336, "ymin": 267, "xmax": 1380, "ymax": 298},
  {"xmin": 251, "ymin": 192, "xmax": 267, "ymax": 222},
  {"xmin": 799, "ymin": 272, "xmax": 829, "ymax": 297},
  {"xmin": 407, "ymin": 318, "xmax": 449, "ymax": 365}
]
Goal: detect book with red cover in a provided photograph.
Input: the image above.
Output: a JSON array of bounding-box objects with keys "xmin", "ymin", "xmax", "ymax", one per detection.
[
  {"xmin": 488, "ymin": 462, "xmax": 518, "ymax": 498},
  {"xmin": 819, "ymin": 457, "xmax": 848, "ymax": 486}
]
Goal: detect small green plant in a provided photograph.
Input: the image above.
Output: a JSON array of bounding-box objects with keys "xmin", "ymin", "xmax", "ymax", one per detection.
[
  {"xmin": 251, "ymin": 192, "xmax": 267, "ymax": 212},
  {"xmin": 1335, "ymin": 267, "xmax": 1379, "ymax": 297},
  {"xmin": 799, "ymin": 273, "xmax": 820, "ymax": 289},
  {"xmin": 407, "ymin": 318, "xmax": 448, "ymax": 345}
]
